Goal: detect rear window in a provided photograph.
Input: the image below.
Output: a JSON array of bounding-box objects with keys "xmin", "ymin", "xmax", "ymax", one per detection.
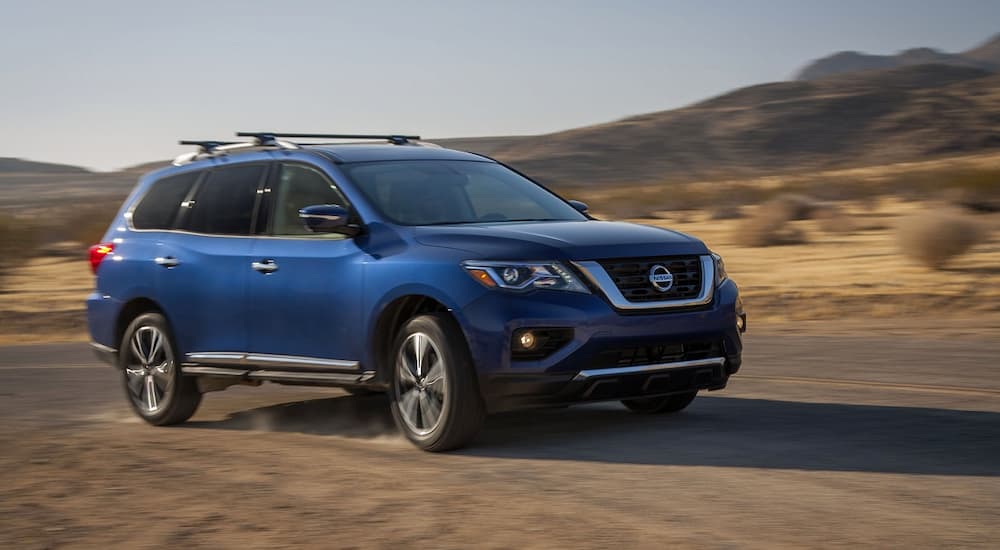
[
  {"xmin": 182, "ymin": 164, "xmax": 266, "ymax": 235},
  {"xmin": 131, "ymin": 172, "xmax": 200, "ymax": 230}
]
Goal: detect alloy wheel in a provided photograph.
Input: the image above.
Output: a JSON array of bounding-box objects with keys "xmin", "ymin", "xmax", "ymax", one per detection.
[
  {"xmin": 395, "ymin": 332, "xmax": 448, "ymax": 436},
  {"xmin": 124, "ymin": 325, "xmax": 174, "ymax": 414}
]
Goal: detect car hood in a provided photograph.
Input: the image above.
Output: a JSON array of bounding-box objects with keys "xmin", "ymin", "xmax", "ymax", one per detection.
[{"xmin": 412, "ymin": 220, "xmax": 708, "ymax": 260}]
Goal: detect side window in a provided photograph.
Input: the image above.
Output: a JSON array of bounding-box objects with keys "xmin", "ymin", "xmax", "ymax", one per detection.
[
  {"xmin": 182, "ymin": 164, "xmax": 265, "ymax": 235},
  {"xmin": 131, "ymin": 172, "xmax": 200, "ymax": 230},
  {"xmin": 271, "ymin": 164, "xmax": 349, "ymax": 236}
]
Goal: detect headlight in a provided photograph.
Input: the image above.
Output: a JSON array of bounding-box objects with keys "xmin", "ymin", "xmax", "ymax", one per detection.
[
  {"xmin": 711, "ymin": 252, "xmax": 728, "ymax": 286},
  {"xmin": 462, "ymin": 261, "xmax": 590, "ymax": 293}
]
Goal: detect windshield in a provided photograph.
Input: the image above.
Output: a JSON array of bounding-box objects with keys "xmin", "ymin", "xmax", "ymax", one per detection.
[{"xmin": 341, "ymin": 160, "xmax": 587, "ymax": 226}]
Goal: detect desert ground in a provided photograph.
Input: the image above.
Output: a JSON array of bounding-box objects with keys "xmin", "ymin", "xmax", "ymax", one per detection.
[{"xmin": 1, "ymin": 196, "xmax": 998, "ymax": 548}]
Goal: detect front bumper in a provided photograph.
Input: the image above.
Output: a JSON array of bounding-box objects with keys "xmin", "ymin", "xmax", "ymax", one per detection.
[{"xmin": 456, "ymin": 279, "xmax": 744, "ymax": 412}]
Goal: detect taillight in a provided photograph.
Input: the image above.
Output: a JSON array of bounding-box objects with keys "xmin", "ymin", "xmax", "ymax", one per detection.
[{"xmin": 89, "ymin": 243, "xmax": 115, "ymax": 274}]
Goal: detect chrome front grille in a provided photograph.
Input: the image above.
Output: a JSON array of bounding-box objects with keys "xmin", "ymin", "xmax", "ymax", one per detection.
[{"xmin": 596, "ymin": 256, "xmax": 703, "ymax": 302}]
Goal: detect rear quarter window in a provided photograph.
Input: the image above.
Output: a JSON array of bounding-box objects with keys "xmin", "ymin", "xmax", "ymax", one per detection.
[
  {"xmin": 182, "ymin": 164, "xmax": 266, "ymax": 235},
  {"xmin": 131, "ymin": 172, "xmax": 200, "ymax": 230}
]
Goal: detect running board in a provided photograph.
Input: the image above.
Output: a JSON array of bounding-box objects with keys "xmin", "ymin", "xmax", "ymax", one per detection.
[{"xmin": 181, "ymin": 364, "xmax": 376, "ymax": 385}]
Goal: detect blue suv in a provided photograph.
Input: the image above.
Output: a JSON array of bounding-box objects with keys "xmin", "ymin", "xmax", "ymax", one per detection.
[{"xmin": 86, "ymin": 132, "xmax": 746, "ymax": 451}]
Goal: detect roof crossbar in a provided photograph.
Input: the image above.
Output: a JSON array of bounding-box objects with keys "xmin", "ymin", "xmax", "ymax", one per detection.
[
  {"xmin": 178, "ymin": 140, "xmax": 240, "ymax": 153},
  {"xmin": 235, "ymin": 132, "xmax": 421, "ymax": 145}
]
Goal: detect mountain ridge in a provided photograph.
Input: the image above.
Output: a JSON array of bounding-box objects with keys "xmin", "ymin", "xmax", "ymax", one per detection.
[{"xmin": 795, "ymin": 33, "xmax": 1000, "ymax": 80}]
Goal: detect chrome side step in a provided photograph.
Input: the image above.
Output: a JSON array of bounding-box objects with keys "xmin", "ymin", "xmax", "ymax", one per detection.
[
  {"xmin": 181, "ymin": 364, "xmax": 376, "ymax": 385},
  {"xmin": 185, "ymin": 352, "xmax": 360, "ymax": 372}
]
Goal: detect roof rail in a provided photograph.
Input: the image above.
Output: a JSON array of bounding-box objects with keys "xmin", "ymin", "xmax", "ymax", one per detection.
[
  {"xmin": 235, "ymin": 132, "xmax": 421, "ymax": 145},
  {"xmin": 173, "ymin": 135, "xmax": 300, "ymax": 166}
]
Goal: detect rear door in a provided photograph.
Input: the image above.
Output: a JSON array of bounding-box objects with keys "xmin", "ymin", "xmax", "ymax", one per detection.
[
  {"xmin": 153, "ymin": 162, "xmax": 268, "ymax": 356},
  {"xmin": 245, "ymin": 162, "xmax": 366, "ymax": 363}
]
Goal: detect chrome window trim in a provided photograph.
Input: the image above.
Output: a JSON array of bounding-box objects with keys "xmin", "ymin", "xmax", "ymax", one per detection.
[
  {"xmin": 184, "ymin": 352, "xmax": 360, "ymax": 372},
  {"xmin": 574, "ymin": 357, "xmax": 725, "ymax": 381},
  {"xmin": 572, "ymin": 255, "xmax": 715, "ymax": 310},
  {"xmin": 124, "ymin": 160, "xmax": 358, "ymax": 241}
]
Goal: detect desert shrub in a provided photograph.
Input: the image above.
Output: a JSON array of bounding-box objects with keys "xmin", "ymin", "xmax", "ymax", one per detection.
[
  {"xmin": 896, "ymin": 210, "xmax": 983, "ymax": 269},
  {"xmin": 734, "ymin": 199, "xmax": 808, "ymax": 246},
  {"xmin": 0, "ymin": 214, "xmax": 38, "ymax": 288},
  {"xmin": 767, "ymin": 193, "xmax": 821, "ymax": 220},
  {"xmin": 813, "ymin": 203, "xmax": 856, "ymax": 234},
  {"xmin": 41, "ymin": 203, "xmax": 121, "ymax": 246},
  {"xmin": 708, "ymin": 204, "xmax": 744, "ymax": 220}
]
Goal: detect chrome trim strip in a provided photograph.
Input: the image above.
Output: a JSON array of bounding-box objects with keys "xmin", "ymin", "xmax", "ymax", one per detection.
[
  {"xmin": 244, "ymin": 354, "xmax": 360, "ymax": 371},
  {"xmin": 245, "ymin": 370, "xmax": 375, "ymax": 384},
  {"xmin": 184, "ymin": 352, "xmax": 360, "ymax": 371},
  {"xmin": 572, "ymin": 255, "xmax": 715, "ymax": 310},
  {"xmin": 90, "ymin": 342, "xmax": 117, "ymax": 354},
  {"xmin": 185, "ymin": 352, "xmax": 245, "ymax": 365},
  {"xmin": 90, "ymin": 342, "xmax": 118, "ymax": 366},
  {"xmin": 573, "ymin": 357, "xmax": 726, "ymax": 381},
  {"xmin": 181, "ymin": 365, "xmax": 249, "ymax": 377}
]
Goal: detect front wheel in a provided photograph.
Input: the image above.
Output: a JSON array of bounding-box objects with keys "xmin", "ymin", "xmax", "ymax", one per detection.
[
  {"xmin": 119, "ymin": 312, "xmax": 201, "ymax": 425},
  {"xmin": 621, "ymin": 391, "xmax": 698, "ymax": 414},
  {"xmin": 389, "ymin": 313, "xmax": 485, "ymax": 451}
]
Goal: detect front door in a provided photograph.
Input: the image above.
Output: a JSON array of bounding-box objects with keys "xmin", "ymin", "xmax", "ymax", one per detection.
[{"xmin": 245, "ymin": 162, "xmax": 366, "ymax": 363}]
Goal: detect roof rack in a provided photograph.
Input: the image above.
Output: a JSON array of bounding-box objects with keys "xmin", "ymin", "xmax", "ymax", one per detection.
[
  {"xmin": 236, "ymin": 132, "xmax": 421, "ymax": 145},
  {"xmin": 178, "ymin": 140, "xmax": 240, "ymax": 153},
  {"xmin": 173, "ymin": 135, "xmax": 301, "ymax": 166},
  {"xmin": 173, "ymin": 131, "xmax": 427, "ymax": 166}
]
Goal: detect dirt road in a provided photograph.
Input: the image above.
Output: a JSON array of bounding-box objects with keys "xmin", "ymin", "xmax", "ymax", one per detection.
[{"xmin": 1, "ymin": 331, "xmax": 998, "ymax": 548}]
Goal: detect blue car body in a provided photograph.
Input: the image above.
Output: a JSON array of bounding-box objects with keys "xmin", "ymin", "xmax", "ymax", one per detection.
[{"xmin": 87, "ymin": 142, "xmax": 744, "ymax": 412}]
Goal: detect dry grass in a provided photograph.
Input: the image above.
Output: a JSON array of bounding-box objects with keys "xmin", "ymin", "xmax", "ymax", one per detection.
[
  {"xmin": 896, "ymin": 210, "xmax": 984, "ymax": 269},
  {"xmin": 624, "ymin": 198, "xmax": 1000, "ymax": 325}
]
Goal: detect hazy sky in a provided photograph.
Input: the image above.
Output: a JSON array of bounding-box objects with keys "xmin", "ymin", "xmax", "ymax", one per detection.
[{"xmin": 2, "ymin": 0, "xmax": 998, "ymax": 171}]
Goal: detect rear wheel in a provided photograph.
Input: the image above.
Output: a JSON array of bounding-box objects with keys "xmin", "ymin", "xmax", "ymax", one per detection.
[
  {"xmin": 621, "ymin": 391, "xmax": 698, "ymax": 414},
  {"xmin": 389, "ymin": 313, "xmax": 485, "ymax": 451},
  {"xmin": 119, "ymin": 312, "xmax": 201, "ymax": 425}
]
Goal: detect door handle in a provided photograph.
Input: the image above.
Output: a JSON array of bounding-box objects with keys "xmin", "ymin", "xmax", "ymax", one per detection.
[
  {"xmin": 154, "ymin": 256, "xmax": 180, "ymax": 268},
  {"xmin": 251, "ymin": 259, "xmax": 279, "ymax": 274}
]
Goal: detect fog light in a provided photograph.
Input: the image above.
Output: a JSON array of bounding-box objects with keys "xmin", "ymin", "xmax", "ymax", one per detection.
[{"xmin": 517, "ymin": 330, "xmax": 536, "ymax": 350}]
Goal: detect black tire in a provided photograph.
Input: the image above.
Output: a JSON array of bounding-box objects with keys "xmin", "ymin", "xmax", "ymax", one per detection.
[
  {"xmin": 119, "ymin": 312, "xmax": 201, "ymax": 425},
  {"xmin": 621, "ymin": 391, "xmax": 698, "ymax": 414},
  {"xmin": 389, "ymin": 313, "xmax": 485, "ymax": 451}
]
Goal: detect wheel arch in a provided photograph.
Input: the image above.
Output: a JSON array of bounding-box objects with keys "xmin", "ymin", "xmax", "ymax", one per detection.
[
  {"xmin": 115, "ymin": 297, "xmax": 176, "ymax": 358},
  {"xmin": 370, "ymin": 293, "xmax": 461, "ymax": 385}
]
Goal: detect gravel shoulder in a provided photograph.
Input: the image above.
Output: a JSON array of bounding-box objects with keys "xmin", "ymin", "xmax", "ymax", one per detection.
[{"xmin": 2, "ymin": 332, "xmax": 998, "ymax": 549}]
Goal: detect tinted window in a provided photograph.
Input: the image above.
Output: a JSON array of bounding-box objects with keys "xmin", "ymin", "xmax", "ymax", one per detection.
[
  {"xmin": 342, "ymin": 160, "xmax": 585, "ymax": 226},
  {"xmin": 183, "ymin": 164, "xmax": 265, "ymax": 235},
  {"xmin": 271, "ymin": 164, "xmax": 349, "ymax": 236},
  {"xmin": 132, "ymin": 172, "xmax": 200, "ymax": 230}
]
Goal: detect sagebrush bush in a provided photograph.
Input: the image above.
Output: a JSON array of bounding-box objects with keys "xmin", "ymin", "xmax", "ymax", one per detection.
[
  {"xmin": 0, "ymin": 215, "xmax": 38, "ymax": 288},
  {"xmin": 733, "ymin": 196, "xmax": 810, "ymax": 246},
  {"xmin": 813, "ymin": 204, "xmax": 856, "ymax": 234},
  {"xmin": 708, "ymin": 204, "xmax": 744, "ymax": 220},
  {"xmin": 896, "ymin": 211, "xmax": 983, "ymax": 269}
]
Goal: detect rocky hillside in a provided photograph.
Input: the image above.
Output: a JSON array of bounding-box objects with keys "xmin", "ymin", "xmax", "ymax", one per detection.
[{"xmin": 484, "ymin": 64, "xmax": 1000, "ymax": 186}]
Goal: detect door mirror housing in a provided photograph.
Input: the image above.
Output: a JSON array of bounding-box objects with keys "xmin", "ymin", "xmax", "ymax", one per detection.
[
  {"xmin": 568, "ymin": 200, "xmax": 589, "ymax": 213},
  {"xmin": 298, "ymin": 204, "xmax": 360, "ymax": 236}
]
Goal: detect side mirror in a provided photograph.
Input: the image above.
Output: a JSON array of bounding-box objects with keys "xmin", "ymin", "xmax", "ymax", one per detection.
[
  {"xmin": 298, "ymin": 204, "xmax": 360, "ymax": 236},
  {"xmin": 568, "ymin": 200, "xmax": 589, "ymax": 213}
]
